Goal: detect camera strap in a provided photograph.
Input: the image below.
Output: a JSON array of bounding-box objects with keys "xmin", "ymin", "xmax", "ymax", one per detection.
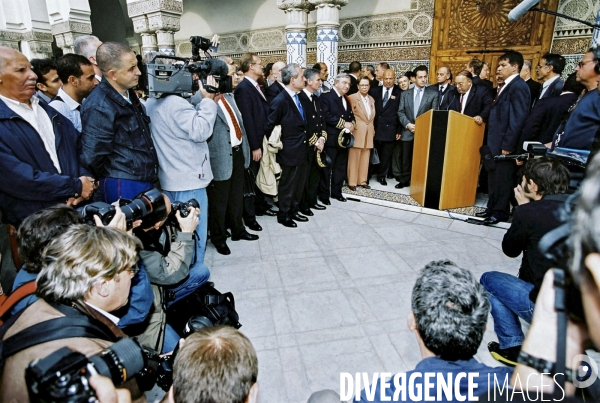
[{"xmin": 553, "ymin": 268, "xmax": 568, "ymax": 399}]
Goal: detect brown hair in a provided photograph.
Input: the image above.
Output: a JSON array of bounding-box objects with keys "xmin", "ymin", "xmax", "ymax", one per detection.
[
  {"xmin": 173, "ymin": 326, "xmax": 258, "ymax": 403},
  {"xmin": 239, "ymin": 53, "xmax": 258, "ymax": 73}
]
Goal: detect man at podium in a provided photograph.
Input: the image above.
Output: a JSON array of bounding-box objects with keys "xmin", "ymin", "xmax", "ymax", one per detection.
[{"xmin": 447, "ymin": 70, "xmax": 492, "ymax": 124}]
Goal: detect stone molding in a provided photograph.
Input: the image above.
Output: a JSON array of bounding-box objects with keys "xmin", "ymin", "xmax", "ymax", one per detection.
[
  {"xmin": 50, "ymin": 20, "xmax": 93, "ymax": 35},
  {"xmin": 554, "ymin": 0, "xmax": 598, "ymax": 37},
  {"xmin": 277, "ymin": 0, "xmax": 314, "ymax": 11},
  {"xmin": 127, "ymin": 0, "xmax": 183, "ymax": 17}
]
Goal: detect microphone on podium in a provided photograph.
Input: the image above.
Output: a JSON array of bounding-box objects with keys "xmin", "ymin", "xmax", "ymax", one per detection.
[{"xmin": 508, "ymin": 0, "xmax": 541, "ymax": 21}]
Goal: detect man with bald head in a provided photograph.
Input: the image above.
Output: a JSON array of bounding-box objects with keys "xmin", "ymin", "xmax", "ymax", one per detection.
[
  {"xmin": 265, "ymin": 61, "xmax": 286, "ymax": 104},
  {"xmin": 0, "ymin": 47, "xmax": 94, "ymax": 290},
  {"xmin": 425, "ymin": 66, "xmax": 455, "ymax": 110},
  {"xmin": 80, "ymin": 41, "xmax": 159, "ymax": 204}
]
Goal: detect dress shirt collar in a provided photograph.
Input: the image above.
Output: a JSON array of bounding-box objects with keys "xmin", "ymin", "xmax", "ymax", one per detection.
[
  {"xmin": 85, "ymin": 302, "xmax": 120, "ymax": 325},
  {"xmin": 0, "ymin": 93, "xmax": 38, "ymax": 109},
  {"xmin": 284, "ymin": 86, "xmax": 299, "ymax": 98},
  {"xmin": 503, "ymin": 73, "xmax": 519, "ymax": 87},
  {"xmin": 244, "ymin": 76, "xmax": 259, "ymax": 87},
  {"xmin": 57, "ymin": 87, "xmax": 81, "ymax": 111},
  {"xmin": 303, "ymin": 88, "xmax": 313, "ymax": 100},
  {"xmin": 333, "ymin": 87, "xmax": 344, "ymax": 98},
  {"xmin": 542, "ymin": 74, "xmax": 560, "ymax": 89}
]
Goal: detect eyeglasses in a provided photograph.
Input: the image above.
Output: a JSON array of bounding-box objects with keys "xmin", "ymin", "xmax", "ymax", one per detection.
[
  {"xmin": 127, "ymin": 264, "xmax": 140, "ymax": 276},
  {"xmin": 578, "ymin": 59, "xmax": 595, "ymax": 68}
]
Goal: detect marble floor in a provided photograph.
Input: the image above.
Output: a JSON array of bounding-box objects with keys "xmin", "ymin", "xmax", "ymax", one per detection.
[{"xmin": 199, "ymin": 197, "xmax": 520, "ymax": 403}]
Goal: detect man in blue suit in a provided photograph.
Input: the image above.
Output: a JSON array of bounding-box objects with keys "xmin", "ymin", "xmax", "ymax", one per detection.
[
  {"xmin": 481, "ymin": 51, "xmax": 530, "ymax": 225},
  {"xmin": 234, "ymin": 53, "xmax": 276, "ymax": 232},
  {"xmin": 263, "ymin": 63, "xmax": 310, "ymax": 228}
]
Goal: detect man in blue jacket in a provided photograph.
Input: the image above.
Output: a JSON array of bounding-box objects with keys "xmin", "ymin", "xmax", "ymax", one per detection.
[{"xmin": 0, "ymin": 46, "xmax": 94, "ymax": 227}]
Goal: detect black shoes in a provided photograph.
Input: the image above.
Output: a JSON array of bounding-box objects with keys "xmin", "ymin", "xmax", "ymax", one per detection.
[
  {"xmin": 319, "ymin": 198, "xmax": 331, "ymax": 206},
  {"xmin": 246, "ymin": 221, "xmax": 262, "ymax": 231},
  {"xmin": 231, "ymin": 231, "xmax": 259, "ymax": 241},
  {"xmin": 378, "ymin": 178, "xmax": 387, "ymax": 186},
  {"xmin": 257, "ymin": 209, "xmax": 277, "ymax": 217},
  {"xmin": 300, "ymin": 209, "xmax": 314, "ymax": 216},
  {"xmin": 214, "ymin": 242, "xmax": 231, "ymax": 255},
  {"xmin": 488, "ymin": 342, "xmax": 520, "ymax": 367},
  {"xmin": 394, "ymin": 181, "xmax": 409, "ymax": 189},
  {"xmin": 312, "ymin": 203, "xmax": 326, "ymax": 210},
  {"xmin": 475, "ymin": 210, "xmax": 491, "ymax": 218},
  {"xmin": 278, "ymin": 218, "xmax": 297, "ymax": 228},
  {"xmin": 333, "ymin": 195, "xmax": 347, "ymax": 202},
  {"xmin": 292, "ymin": 213, "xmax": 309, "ymax": 222},
  {"xmin": 483, "ymin": 216, "xmax": 501, "ymax": 226}
]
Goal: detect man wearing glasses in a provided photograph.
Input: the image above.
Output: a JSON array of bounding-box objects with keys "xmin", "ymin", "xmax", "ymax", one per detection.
[
  {"xmin": 552, "ymin": 48, "xmax": 600, "ymax": 151},
  {"xmin": 447, "ymin": 70, "xmax": 492, "ymax": 124}
]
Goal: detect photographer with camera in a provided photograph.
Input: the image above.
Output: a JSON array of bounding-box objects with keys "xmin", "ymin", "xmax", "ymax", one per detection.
[
  {"xmin": 144, "ymin": 55, "xmax": 217, "ymax": 267},
  {"xmin": 0, "ymin": 225, "xmax": 145, "ymax": 403},
  {"xmin": 480, "ymin": 157, "xmax": 570, "ymax": 366},
  {"xmin": 134, "ymin": 192, "xmax": 209, "ymax": 353}
]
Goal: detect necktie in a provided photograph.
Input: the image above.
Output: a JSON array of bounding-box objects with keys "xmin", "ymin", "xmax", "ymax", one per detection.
[
  {"xmin": 76, "ymin": 105, "xmax": 81, "ymax": 112},
  {"xmin": 294, "ymin": 94, "xmax": 305, "ymax": 121},
  {"xmin": 438, "ymin": 86, "xmax": 443, "ymax": 105},
  {"xmin": 383, "ymin": 88, "xmax": 390, "ymax": 107},
  {"xmin": 255, "ymin": 83, "xmax": 266, "ymax": 101},
  {"xmin": 495, "ymin": 84, "xmax": 504, "ymax": 100},
  {"xmin": 221, "ymin": 98, "xmax": 243, "ymax": 141},
  {"xmin": 414, "ymin": 88, "xmax": 423, "ymax": 115},
  {"xmin": 459, "ymin": 94, "xmax": 464, "ymax": 113}
]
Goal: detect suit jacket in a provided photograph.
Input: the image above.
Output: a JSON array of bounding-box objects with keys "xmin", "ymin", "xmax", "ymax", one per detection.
[
  {"xmin": 397, "ymin": 86, "xmax": 438, "ymax": 142},
  {"xmin": 348, "ymin": 74, "xmax": 359, "ymax": 95},
  {"xmin": 539, "ymin": 77, "xmax": 564, "ymax": 100},
  {"xmin": 518, "ymin": 92, "xmax": 578, "ymax": 146},
  {"xmin": 370, "ymin": 85, "xmax": 402, "ymax": 142},
  {"xmin": 265, "ymin": 81, "xmax": 284, "ymax": 104},
  {"xmin": 264, "ymin": 89, "xmax": 307, "ymax": 166},
  {"xmin": 447, "ymin": 84, "xmax": 493, "ymax": 122},
  {"xmin": 234, "ymin": 77, "xmax": 269, "ymax": 151},
  {"xmin": 426, "ymin": 83, "xmax": 456, "ymax": 110},
  {"xmin": 487, "ymin": 75, "xmax": 531, "ymax": 155},
  {"xmin": 298, "ymin": 90, "xmax": 326, "ymax": 148},
  {"xmin": 348, "ymin": 92, "xmax": 375, "ymax": 149},
  {"xmin": 320, "ymin": 89, "xmax": 355, "ymax": 148},
  {"xmin": 208, "ymin": 93, "xmax": 251, "ymax": 181},
  {"xmin": 370, "ymin": 79, "xmax": 380, "ymax": 89},
  {"xmin": 525, "ymin": 78, "xmax": 542, "ymax": 109},
  {"xmin": 472, "ymin": 76, "xmax": 494, "ymax": 96}
]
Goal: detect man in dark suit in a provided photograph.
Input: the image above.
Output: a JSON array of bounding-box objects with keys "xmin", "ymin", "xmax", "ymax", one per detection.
[
  {"xmin": 369, "ymin": 69, "xmax": 401, "ymax": 185},
  {"xmin": 426, "ymin": 66, "xmax": 455, "ymax": 110},
  {"xmin": 521, "ymin": 60, "xmax": 542, "ymax": 110},
  {"xmin": 265, "ymin": 61, "xmax": 286, "ymax": 104},
  {"xmin": 263, "ymin": 63, "xmax": 309, "ymax": 228},
  {"xmin": 480, "ymin": 51, "xmax": 531, "ymax": 225},
  {"xmin": 362, "ymin": 65, "xmax": 379, "ymax": 88},
  {"xmin": 535, "ymin": 53, "xmax": 566, "ymax": 102},
  {"xmin": 234, "ymin": 53, "xmax": 276, "ymax": 232},
  {"xmin": 347, "ymin": 61, "xmax": 361, "ymax": 95},
  {"xmin": 319, "ymin": 73, "xmax": 355, "ymax": 203},
  {"xmin": 467, "ymin": 59, "xmax": 493, "ymax": 95},
  {"xmin": 298, "ymin": 68, "xmax": 327, "ymax": 215},
  {"xmin": 397, "ymin": 65, "xmax": 438, "ymax": 188},
  {"xmin": 447, "ymin": 70, "xmax": 492, "ymax": 123}
]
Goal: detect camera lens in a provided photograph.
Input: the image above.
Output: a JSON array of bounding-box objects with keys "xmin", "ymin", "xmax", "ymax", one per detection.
[{"xmin": 88, "ymin": 338, "xmax": 145, "ymax": 386}]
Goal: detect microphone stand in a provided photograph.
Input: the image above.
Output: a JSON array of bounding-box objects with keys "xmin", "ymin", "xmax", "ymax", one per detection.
[{"xmin": 529, "ymin": 7, "xmax": 600, "ymax": 29}]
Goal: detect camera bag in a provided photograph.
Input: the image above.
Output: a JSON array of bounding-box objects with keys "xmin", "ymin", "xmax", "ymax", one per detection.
[
  {"xmin": 0, "ymin": 280, "xmax": 36, "ymax": 326},
  {"xmin": 165, "ymin": 282, "xmax": 241, "ymax": 337}
]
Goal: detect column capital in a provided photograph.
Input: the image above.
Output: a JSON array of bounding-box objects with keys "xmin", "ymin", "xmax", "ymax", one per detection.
[
  {"xmin": 126, "ymin": 0, "xmax": 183, "ymax": 18},
  {"xmin": 277, "ymin": 0, "xmax": 314, "ymax": 12},
  {"xmin": 308, "ymin": 0, "xmax": 348, "ymax": 7}
]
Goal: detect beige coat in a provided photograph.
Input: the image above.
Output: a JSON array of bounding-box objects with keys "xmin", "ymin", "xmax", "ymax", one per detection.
[
  {"xmin": 349, "ymin": 92, "xmax": 375, "ymax": 149},
  {"xmin": 256, "ymin": 125, "xmax": 282, "ymax": 196}
]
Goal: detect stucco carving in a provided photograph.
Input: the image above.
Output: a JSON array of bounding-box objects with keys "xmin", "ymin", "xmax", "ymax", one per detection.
[
  {"xmin": 277, "ymin": 0, "xmax": 314, "ymax": 11},
  {"xmin": 148, "ymin": 13, "xmax": 181, "ymax": 31},
  {"xmin": 127, "ymin": 0, "xmax": 183, "ymax": 17},
  {"xmin": 308, "ymin": 0, "xmax": 348, "ymax": 6},
  {"xmin": 554, "ymin": 0, "xmax": 598, "ymax": 36},
  {"xmin": 50, "ymin": 21, "xmax": 93, "ymax": 35},
  {"xmin": 551, "ymin": 37, "xmax": 593, "ymax": 54}
]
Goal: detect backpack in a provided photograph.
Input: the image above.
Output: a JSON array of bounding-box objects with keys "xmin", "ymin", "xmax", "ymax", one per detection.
[
  {"xmin": 166, "ymin": 282, "xmax": 241, "ymax": 337},
  {"xmin": 0, "ymin": 280, "xmax": 36, "ymax": 326}
]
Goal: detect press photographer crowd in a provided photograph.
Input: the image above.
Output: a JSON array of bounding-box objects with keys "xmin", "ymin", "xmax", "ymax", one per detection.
[{"xmin": 0, "ymin": 30, "xmax": 599, "ymax": 402}]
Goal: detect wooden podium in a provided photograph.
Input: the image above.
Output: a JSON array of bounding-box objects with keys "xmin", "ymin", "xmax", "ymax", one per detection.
[{"xmin": 410, "ymin": 110, "xmax": 484, "ymax": 210}]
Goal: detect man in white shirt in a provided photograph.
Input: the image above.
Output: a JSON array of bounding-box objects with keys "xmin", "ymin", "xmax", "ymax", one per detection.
[
  {"xmin": 536, "ymin": 52, "xmax": 566, "ymax": 100},
  {"xmin": 426, "ymin": 66, "xmax": 455, "ymax": 109},
  {"xmin": 49, "ymin": 54, "xmax": 99, "ymax": 131}
]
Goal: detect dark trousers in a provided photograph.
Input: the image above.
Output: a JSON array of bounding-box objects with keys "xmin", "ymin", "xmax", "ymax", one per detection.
[
  {"xmin": 487, "ymin": 161, "xmax": 515, "ymax": 221},
  {"xmin": 397, "ymin": 140, "xmax": 414, "ymax": 183},
  {"xmin": 319, "ymin": 146, "xmax": 348, "ymax": 200},
  {"xmin": 243, "ymin": 159, "xmax": 271, "ymax": 224},
  {"xmin": 207, "ymin": 146, "xmax": 245, "ymax": 245},
  {"xmin": 375, "ymin": 140, "xmax": 395, "ymax": 179},
  {"xmin": 278, "ymin": 160, "xmax": 309, "ymax": 220},
  {"xmin": 300, "ymin": 151, "xmax": 319, "ymax": 211}
]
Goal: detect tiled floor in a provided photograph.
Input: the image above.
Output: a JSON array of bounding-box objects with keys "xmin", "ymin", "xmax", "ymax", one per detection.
[{"xmin": 200, "ymin": 198, "xmax": 520, "ymax": 403}]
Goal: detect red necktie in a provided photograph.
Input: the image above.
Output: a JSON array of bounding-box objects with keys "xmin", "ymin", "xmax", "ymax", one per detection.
[
  {"xmin": 459, "ymin": 94, "xmax": 464, "ymax": 113},
  {"xmin": 221, "ymin": 98, "xmax": 242, "ymax": 141}
]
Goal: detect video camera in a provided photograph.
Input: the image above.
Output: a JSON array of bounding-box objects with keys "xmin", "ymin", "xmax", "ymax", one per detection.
[
  {"xmin": 145, "ymin": 34, "xmax": 232, "ymax": 98},
  {"xmin": 25, "ymin": 338, "xmax": 175, "ymax": 403}
]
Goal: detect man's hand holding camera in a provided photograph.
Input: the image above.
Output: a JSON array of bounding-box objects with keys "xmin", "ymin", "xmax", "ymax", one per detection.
[
  {"xmin": 514, "ymin": 184, "xmax": 530, "ymax": 205},
  {"xmin": 176, "ymin": 207, "xmax": 200, "ymax": 233}
]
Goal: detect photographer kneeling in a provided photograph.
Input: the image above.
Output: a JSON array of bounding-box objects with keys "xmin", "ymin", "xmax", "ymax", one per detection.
[
  {"xmin": 0, "ymin": 225, "xmax": 145, "ymax": 403},
  {"xmin": 134, "ymin": 192, "xmax": 207, "ymax": 353}
]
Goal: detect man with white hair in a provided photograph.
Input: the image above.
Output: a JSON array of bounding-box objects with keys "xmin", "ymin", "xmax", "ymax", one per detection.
[
  {"xmin": 265, "ymin": 60, "xmax": 286, "ymax": 104},
  {"xmin": 73, "ymin": 34, "xmax": 103, "ymax": 81}
]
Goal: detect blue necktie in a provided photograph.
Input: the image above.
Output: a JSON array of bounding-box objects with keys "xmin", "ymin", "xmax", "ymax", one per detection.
[
  {"xmin": 414, "ymin": 88, "xmax": 423, "ymax": 115},
  {"xmin": 294, "ymin": 94, "xmax": 305, "ymax": 121}
]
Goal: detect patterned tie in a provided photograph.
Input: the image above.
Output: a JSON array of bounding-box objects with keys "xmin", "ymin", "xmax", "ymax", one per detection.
[
  {"xmin": 294, "ymin": 93, "xmax": 305, "ymax": 121},
  {"xmin": 383, "ymin": 88, "xmax": 390, "ymax": 107},
  {"xmin": 255, "ymin": 83, "xmax": 266, "ymax": 101},
  {"xmin": 221, "ymin": 98, "xmax": 243, "ymax": 141},
  {"xmin": 414, "ymin": 88, "xmax": 423, "ymax": 115},
  {"xmin": 495, "ymin": 83, "xmax": 504, "ymax": 101}
]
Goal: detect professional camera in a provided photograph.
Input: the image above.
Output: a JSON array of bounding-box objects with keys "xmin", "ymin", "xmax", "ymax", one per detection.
[
  {"xmin": 76, "ymin": 202, "xmax": 116, "ymax": 226},
  {"xmin": 25, "ymin": 338, "xmax": 175, "ymax": 403},
  {"xmin": 120, "ymin": 188, "xmax": 168, "ymax": 230},
  {"xmin": 171, "ymin": 198, "xmax": 200, "ymax": 218}
]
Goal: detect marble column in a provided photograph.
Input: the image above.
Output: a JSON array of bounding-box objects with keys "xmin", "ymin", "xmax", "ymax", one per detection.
[
  {"xmin": 278, "ymin": 1, "xmax": 312, "ymax": 67},
  {"xmin": 0, "ymin": 0, "xmax": 54, "ymax": 58},
  {"xmin": 127, "ymin": 0, "xmax": 182, "ymax": 55},
  {"xmin": 45, "ymin": 0, "xmax": 92, "ymax": 54},
  {"xmin": 310, "ymin": 0, "xmax": 347, "ymax": 86}
]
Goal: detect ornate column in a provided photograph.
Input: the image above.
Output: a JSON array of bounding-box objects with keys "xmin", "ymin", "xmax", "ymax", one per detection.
[
  {"xmin": 278, "ymin": 0, "xmax": 313, "ymax": 67},
  {"xmin": 45, "ymin": 0, "xmax": 92, "ymax": 54},
  {"xmin": 0, "ymin": 0, "xmax": 54, "ymax": 58},
  {"xmin": 310, "ymin": 0, "xmax": 347, "ymax": 86},
  {"xmin": 127, "ymin": 0, "xmax": 183, "ymax": 55},
  {"xmin": 593, "ymin": 8, "xmax": 600, "ymax": 46}
]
